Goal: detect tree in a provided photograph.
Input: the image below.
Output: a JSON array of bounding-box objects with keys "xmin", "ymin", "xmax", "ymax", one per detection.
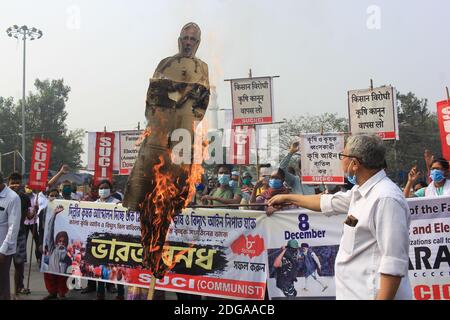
[
  {"xmin": 0, "ymin": 97, "xmax": 21, "ymax": 173},
  {"xmin": 384, "ymin": 92, "xmax": 441, "ymax": 185},
  {"xmin": 0, "ymin": 79, "xmax": 84, "ymax": 176}
]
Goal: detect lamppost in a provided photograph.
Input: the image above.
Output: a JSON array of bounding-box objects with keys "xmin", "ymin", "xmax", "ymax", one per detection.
[{"xmin": 6, "ymin": 25, "xmax": 43, "ymax": 174}]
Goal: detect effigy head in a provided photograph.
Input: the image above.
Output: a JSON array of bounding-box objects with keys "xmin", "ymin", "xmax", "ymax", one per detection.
[{"xmin": 178, "ymin": 22, "xmax": 201, "ymax": 58}]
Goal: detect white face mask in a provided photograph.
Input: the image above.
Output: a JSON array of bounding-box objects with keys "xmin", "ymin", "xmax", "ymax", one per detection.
[{"xmin": 99, "ymin": 189, "xmax": 111, "ymax": 199}]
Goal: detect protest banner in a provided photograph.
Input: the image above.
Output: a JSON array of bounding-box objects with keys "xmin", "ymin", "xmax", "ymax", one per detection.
[
  {"xmin": 28, "ymin": 137, "xmax": 52, "ymax": 191},
  {"xmin": 300, "ymin": 133, "xmax": 345, "ymax": 184},
  {"xmin": 407, "ymin": 196, "xmax": 450, "ymax": 300},
  {"xmin": 436, "ymin": 99, "xmax": 450, "ymax": 160},
  {"xmin": 265, "ymin": 209, "xmax": 344, "ymax": 299},
  {"xmin": 88, "ymin": 130, "xmax": 143, "ymax": 175},
  {"xmin": 266, "ymin": 196, "xmax": 450, "ymax": 300},
  {"xmin": 41, "ymin": 197, "xmax": 450, "ymax": 300},
  {"xmin": 41, "ymin": 200, "xmax": 268, "ymax": 300},
  {"xmin": 118, "ymin": 130, "xmax": 144, "ymax": 175},
  {"xmin": 230, "ymin": 77, "xmax": 273, "ymax": 126},
  {"xmin": 93, "ymin": 132, "xmax": 115, "ymax": 184},
  {"xmin": 348, "ymin": 85, "xmax": 398, "ymax": 140},
  {"xmin": 227, "ymin": 125, "xmax": 256, "ymax": 165}
]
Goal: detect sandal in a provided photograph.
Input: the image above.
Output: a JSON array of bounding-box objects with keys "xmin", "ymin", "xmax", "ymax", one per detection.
[{"xmin": 17, "ymin": 288, "xmax": 30, "ymax": 295}]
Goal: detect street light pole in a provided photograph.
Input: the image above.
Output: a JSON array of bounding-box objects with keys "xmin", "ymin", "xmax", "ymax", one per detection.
[
  {"xmin": 22, "ymin": 32, "xmax": 26, "ymax": 175},
  {"xmin": 6, "ymin": 25, "xmax": 43, "ymax": 174}
]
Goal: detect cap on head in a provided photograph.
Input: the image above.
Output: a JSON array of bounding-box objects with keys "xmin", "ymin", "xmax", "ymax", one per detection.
[
  {"xmin": 243, "ymin": 171, "xmax": 252, "ymax": 178},
  {"xmin": 287, "ymin": 239, "xmax": 299, "ymax": 249}
]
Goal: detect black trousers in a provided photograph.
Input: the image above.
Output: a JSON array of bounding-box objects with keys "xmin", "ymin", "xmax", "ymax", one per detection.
[{"xmin": 0, "ymin": 255, "xmax": 12, "ymax": 300}]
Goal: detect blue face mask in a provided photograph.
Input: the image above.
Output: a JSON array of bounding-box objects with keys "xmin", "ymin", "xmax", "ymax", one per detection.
[
  {"xmin": 269, "ymin": 179, "xmax": 283, "ymax": 189},
  {"xmin": 218, "ymin": 174, "xmax": 231, "ymax": 186},
  {"xmin": 229, "ymin": 180, "xmax": 238, "ymax": 188},
  {"xmin": 345, "ymin": 160, "xmax": 357, "ymax": 185},
  {"xmin": 195, "ymin": 183, "xmax": 205, "ymax": 192},
  {"xmin": 430, "ymin": 169, "xmax": 445, "ymax": 183}
]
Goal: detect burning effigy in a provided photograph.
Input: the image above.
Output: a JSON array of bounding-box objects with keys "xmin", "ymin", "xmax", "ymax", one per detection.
[{"xmin": 123, "ymin": 22, "xmax": 209, "ymax": 279}]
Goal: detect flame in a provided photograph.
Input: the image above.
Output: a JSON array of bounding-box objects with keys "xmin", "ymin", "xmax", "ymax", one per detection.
[
  {"xmin": 140, "ymin": 150, "xmax": 204, "ymax": 278},
  {"xmin": 135, "ymin": 127, "xmax": 151, "ymax": 148}
]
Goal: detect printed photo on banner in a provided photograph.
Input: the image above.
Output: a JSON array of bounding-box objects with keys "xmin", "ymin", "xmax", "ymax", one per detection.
[
  {"xmin": 230, "ymin": 76, "xmax": 273, "ymax": 126},
  {"xmin": 347, "ymin": 85, "xmax": 399, "ymax": 140},
  {"xmin": 40, "ymin": 200, "xmax": 141, "ymax": 286},
  {"xmin": 40, "ymin": 200, "xmax": 268, "ymax": 300},
  {"xmin": 265, "ymin": 209, "xmax": 344, "ymax": 299},
  {"xmin": 299, "ymin": 133, "xmax": 345, "ymax": 184}
]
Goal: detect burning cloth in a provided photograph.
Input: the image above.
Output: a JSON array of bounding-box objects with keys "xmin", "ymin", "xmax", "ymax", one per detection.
[{"xmin": 123, "ymin": 23, "xmax": 210, "ymax": 278}]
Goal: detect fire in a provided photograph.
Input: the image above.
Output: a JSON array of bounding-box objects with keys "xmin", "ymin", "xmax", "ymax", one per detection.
[
  {"xmin": 135, "ymin": 127, "xmax": 151, "ymax": 148},
  {"xmin": 139, "ymin": 98, "xmax": 210, "ymax": 279},
  {"xmin": 141, "ymin": 150, "xmax": 205, "ymax": 278}
]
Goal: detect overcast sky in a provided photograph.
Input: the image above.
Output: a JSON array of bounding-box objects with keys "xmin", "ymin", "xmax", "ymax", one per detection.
[{"xmin": 1, "ymin": 0, "xmax": 449, "ymax": 165}]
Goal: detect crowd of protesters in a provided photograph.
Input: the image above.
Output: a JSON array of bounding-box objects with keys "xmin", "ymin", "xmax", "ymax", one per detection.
[
  {"xmin": 1, "ymin": 138, "xmax": 449, "ymax": 300},
  {"xmin": 0, "ymin": 164, "xmax": 126, "ymax": 300}
]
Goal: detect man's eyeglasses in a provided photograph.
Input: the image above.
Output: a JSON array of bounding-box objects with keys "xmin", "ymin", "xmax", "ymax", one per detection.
[{"xmin": 338, "ymin": 153, "xmax": 362, "ymax": 162}]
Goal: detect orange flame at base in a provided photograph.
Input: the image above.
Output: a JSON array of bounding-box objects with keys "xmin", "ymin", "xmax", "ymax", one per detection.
[{"xmin": 140, "ymin": 152, "xmax": 203, "ymax": 279}]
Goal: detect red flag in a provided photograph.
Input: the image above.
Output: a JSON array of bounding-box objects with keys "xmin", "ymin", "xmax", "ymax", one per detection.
[
  {"xmin": 94, "ymin": 132, "xmax": 115, "ymax": 185},
  {"xmin": 228, "ymin": 126, "xmax": 254, "ymax": 165},
  {"xmin": 28, "ymin": 138, "xmax": 52, "ymax": 191},
  {"xmin": 437, "ymin": 99, "xmax": 450, "ymax": 160}
]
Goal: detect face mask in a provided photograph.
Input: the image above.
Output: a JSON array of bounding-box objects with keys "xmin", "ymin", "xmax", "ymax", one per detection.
[
  {"xmin": 345, "ymin": 160, "xmax": 357, "ymax": 185},
  {"xmin": 218, "ymin": 174, "xmax": 230, "ymax": 186},
  {"xmin": 62, "ymin": 186, "xmax": 72, "ymax": 195},
  {"xmin": 229, "ymin": 180, "xmax": 238, "ymax": 188},
  {"xmin": 430, "ymin": 169, "xmax": 445, "ymax": 183},
  {"xmin": 269, "ymin": 179, "xmax": 283, "ymax": 189},
  {"xmin": 195, "ymin": 183, "xmax": 205, "ymax": 192},
  {"xmin": 243, "ymin": 178, "xmax": 252, "ymax": 185},
  {"xmin": 98, "ymin": 189, "xmax": 111, "ymax": 199}
]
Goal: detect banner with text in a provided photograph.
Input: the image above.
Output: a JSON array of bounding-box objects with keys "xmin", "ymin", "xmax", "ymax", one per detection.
[
  {"xmin": 40, "ymin": 201, "xmax": 268, "ymax": 300},
  {"xmin": 348, "ymin": 85, "xmax": 398, "ymax": 140},
  {"xmin": 93, "ymin": 132, "xmax": 115, "ymax": 184},
  {"xmin": 88, "ymin": 130, "xmax": 143, "ymax": 175},
  {"xmin": 230, "ymin": 77, "xmax": 273, "ymax": 126},
  {"xmin": 437, "ymin": 99, "xmax": 450, "ymax": 160},
  {"xmin": 300, "ymin": 133, "xmax": 345, "ymax": 184},
  {"xmin": 407, "ymin": 196, "xmax": 450, "ymax": 300},
  {"xmin": 118, "ymin": 130, "xmax": 144, "ymax": 175},
  {"xmin": 41, "ymin": 197, "xmax": 450, "ymax": 300},
  {"xmin": 28, "ymin": 137, "xmax": 52, "ymax": 191},
  {"xmin": 227, "ymin": 125, "xmax": 256, "ymax": 165}
]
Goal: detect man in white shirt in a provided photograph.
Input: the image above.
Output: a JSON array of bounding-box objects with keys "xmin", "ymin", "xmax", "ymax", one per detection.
[
  {"xmin": 0, "ymin": 171, "xmax": 22, "ymax": 300},
  {"xmin": 268, "ymin": 134, "xmax": 412, "ymax": 300}
]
